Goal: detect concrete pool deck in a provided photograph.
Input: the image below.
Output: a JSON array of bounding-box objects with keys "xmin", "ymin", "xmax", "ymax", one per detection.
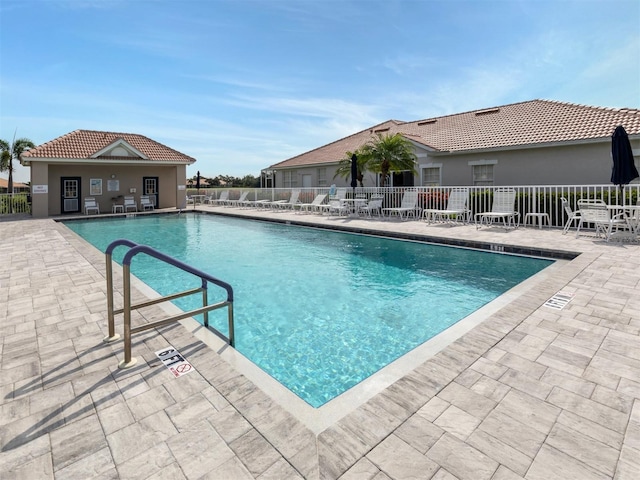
[{"xmin": 1, "ymin": 208, "xmax": 639, "ymax": 479}]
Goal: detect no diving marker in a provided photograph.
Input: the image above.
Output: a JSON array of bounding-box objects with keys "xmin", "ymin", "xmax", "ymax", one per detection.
[{"xmin": 155, "ymin": 346, "xmax": 195, "ymax": 378}]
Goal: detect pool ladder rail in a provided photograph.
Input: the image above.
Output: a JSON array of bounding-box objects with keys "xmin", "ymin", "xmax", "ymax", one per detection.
[{"xmin": 104, "ymin": 239, "xmax": 235, "ymax": 369}]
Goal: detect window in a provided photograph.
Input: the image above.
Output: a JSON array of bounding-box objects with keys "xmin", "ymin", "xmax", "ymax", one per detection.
[
  {"xmin": 283, "ymin": 170, "xmax": 298, "ymax": 188},
  {"xmin": 317, "ymin": 167, "xmax": 327, "ymax": 186},
  {"xmin": 421, "ymin": 167, "xmax": 440, "ymax": 186},
  {"xmin": 473, "ymin": 164, "xmax": 494, "ymax": 186}
]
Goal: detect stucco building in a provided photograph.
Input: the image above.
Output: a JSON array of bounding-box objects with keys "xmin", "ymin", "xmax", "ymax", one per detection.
[
  {"xmin": 266, "ymin": 100, "xmax": 640, "ymax": 189},
  {"xmin": 20, "ymin": 130, "xmax": 195, "ymax": 218}
]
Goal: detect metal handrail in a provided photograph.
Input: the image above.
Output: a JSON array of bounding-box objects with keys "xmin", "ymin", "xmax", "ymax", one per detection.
[{"xmin": 104, "ymin": 239, "xmax": 234, "ymax": 369}]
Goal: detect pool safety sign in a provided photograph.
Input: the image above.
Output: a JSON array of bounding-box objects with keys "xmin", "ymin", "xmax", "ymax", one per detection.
[
  {"xmin": 543, "ymin": 291, "xmax": 575, "ymax": 310},
  {"xmin": 155, "ymin": 346, "xmax": 194, "ymax": 377}
]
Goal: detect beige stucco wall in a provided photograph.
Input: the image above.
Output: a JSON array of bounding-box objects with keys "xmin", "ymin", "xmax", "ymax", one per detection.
[
  {"xmin": 274, "ymin": 138, "xmax": 640, "ymax": 188},
  {"xmin": 28, "ymin": 163, "xmax": 188, "ymax": 217}
]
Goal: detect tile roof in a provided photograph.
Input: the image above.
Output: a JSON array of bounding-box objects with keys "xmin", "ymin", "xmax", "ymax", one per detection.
[
  {"xmin": 271, "ymin": 99, "xmax": 640, "ymax": 168},
  {"xmin": 0, "ymin": 177, "xmax": 29, "ymax": 189},
  {"xmin": 21, "ymin": 129, "xmax": 196, "ymax": 163}
]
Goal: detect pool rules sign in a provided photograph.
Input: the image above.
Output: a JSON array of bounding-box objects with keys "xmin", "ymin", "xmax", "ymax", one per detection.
[{"xmin": 155, "ymin": 346, "xmax": 194, "ymax": 378}]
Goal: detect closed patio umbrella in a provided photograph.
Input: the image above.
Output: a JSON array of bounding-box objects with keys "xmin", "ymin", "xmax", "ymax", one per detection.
[
  {"xmin": 350, "ymin": 154, "xmax": 358, "ymax": 196},
  {"xmin": 611, "ymin": 125, "xmax": 638, "ymax": 205},
  {"xmin": 196, "ymin": 170, "xmax": 201, "ymax": 194}
]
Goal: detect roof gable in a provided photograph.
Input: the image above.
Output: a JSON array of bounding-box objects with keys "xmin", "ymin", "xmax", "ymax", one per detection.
[
  {"xmin": 90, "ymin": 138, "xmax": 149, "ymax": 160},
  {"xmin": 271, "ymin": 100, "xmax": 640, "ymax": 169},
  {"xmin": 22, "ymin": 129, "xmax": 196, "ymax": 164}
]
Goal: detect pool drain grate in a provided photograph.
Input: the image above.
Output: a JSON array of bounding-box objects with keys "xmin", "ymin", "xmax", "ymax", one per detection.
[{"xmin": 543, "ymin": 291, "xmax": 574, "ymax": 310}]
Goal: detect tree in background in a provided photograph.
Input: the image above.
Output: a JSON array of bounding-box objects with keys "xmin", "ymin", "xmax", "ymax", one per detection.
[
  {"xmin": 334, "ymin": 148, "xmax": 370, "ymax": 186},
  {"xmin": 1, "ymin": 136, "xmax": 35, "ymax": 194},
  {"xmin": 360, "ymin": 133, "xmax": 417, "ymax": 187},
  {"xmin": 188, "ymin": 174, "xmax": 260, "ymax": 188}
]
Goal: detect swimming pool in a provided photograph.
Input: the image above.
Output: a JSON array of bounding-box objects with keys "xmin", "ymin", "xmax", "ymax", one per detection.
[{"xmin": 65, "ymin": 213, "xmax": 553, "ymax": 407}]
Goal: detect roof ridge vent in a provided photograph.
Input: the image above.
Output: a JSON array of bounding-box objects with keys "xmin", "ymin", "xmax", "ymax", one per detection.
[
  {"xmin": 417, "ymin": 119, "xmax": 437, "ymax": 126},
  {"xmin": 372, "ymin": 127, "xmax": 390, "ymax": 133},
  {"xmin": 475, "ymin": 108, "xmax": 500, "ymax": 116}
]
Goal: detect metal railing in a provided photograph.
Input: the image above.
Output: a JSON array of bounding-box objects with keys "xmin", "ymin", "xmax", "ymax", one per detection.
[
  {"xmin": 195, "ymin": 184, "xmax": 640, "ymax": 229},
  {"xmin": 0, "ymin": 193, "xmax": 31, "ymax": 214},
  {"xmin": 104, "ymin": 239, "xmax": 234, "ymax": 369}
]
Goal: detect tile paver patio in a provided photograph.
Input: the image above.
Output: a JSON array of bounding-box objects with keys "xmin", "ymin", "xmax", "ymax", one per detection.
[{"xmin": 1, "ymin": 207, "xmax": 639, "ymax": 479}]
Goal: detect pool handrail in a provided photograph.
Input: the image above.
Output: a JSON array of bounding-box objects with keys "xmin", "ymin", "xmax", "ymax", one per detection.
[{"xmin": 104, "ymin": 239, "xmax": 235, "ymax": 369}]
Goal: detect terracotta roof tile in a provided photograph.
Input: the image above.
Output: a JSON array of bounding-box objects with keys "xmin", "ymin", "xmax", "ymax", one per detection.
[
  {"xmin": 22, "ymin": 129, "xmax": 195, "ymax": 163},
  {"xmin": 271, "ymin": 100, "xmax": 640, "ymax": 168}
]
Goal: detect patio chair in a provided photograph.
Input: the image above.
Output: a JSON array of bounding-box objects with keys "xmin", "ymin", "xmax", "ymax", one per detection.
[
  {"xmin": 423, "ymin": 188, "xmax": 470, "ymax": 224},
  {"xmin": 140, "ymin": 195, "xmax": 154, "ymax": 211},
  {"xmin": 561, "ymin": 197, "xmax": 581, "ymax": 234},
  {"xmin": 475, "ymin": 189, "xmax": 519, "ymax": 229},
  {"xmin": 357, "ymin": 195, "xmax": 384, "ymax": 218},
  {"xmin": 206, "ymin": 190, "xmax": 229, "ymax": 206},
  {"xmin": 84, "ymin": 197, "xmax": 100, "ymax": 215},
  {"xmin": 329, "ymin": 187, "xmax": 347, "ymax": 201},
  {"xmin": 297, "ymin": 194, "xmax": 327, "ymax": 214},
  {"xmin": 575, "ymin": 200, "xmax": 629, "ymax": 241},
  {"xmin": 320, "ymin": 199, "xmax": 350, "ymax": 216},
  {"xmin": 382, "ymin": 190, "xmax": 419, "ymax": 220},
  {"xmin": 227, "ymin": 191, "xmax": 249, "ymax": 208},
  {"xmin": 269, "ymin": 190, "xmax": 301, "ymax": 210},
  {"xmin": 124, "ymin": 196, "xmax": 137, "ymax": 212}
]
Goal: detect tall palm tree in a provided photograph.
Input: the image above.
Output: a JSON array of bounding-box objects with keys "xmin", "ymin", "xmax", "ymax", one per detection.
[
  {"xmin": 0, "ymin": 136, "xmax": 35, "ymax": 194},
  {"xmin": 361, "ymin": 133, "xmax": 417, "ymax": 187},
  {"xmin": 333, "ymin": 148, "xmax": 370, "ymax": 186}
]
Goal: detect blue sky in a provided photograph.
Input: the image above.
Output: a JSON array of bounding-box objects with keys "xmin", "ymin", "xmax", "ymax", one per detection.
[{"xmin": 1, "ymin": 0, "xmax": 639, "ymax": 183}]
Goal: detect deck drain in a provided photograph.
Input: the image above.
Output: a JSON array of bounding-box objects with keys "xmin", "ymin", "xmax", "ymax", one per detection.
[{"xmin": 544, "ymin": 291, "xmax": 574, "ymax": 310}]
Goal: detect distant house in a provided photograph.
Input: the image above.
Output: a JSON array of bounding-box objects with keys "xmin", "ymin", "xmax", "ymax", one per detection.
[
  {"xmin": 21, "ymin": 129, "xmax": 196, "ymax": 217},
  {"xmin": 0, "ymin": 177, "xmax": 30, "ymax": 194},
  {"xmin": 266, "ymin": 100, "xmax": 640, "ymax": 188}
]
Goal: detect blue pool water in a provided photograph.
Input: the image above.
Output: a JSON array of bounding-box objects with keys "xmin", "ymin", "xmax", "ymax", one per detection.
[{"xmin": 65, "ymin": 214, "xmax": 552, "ymax": 407}]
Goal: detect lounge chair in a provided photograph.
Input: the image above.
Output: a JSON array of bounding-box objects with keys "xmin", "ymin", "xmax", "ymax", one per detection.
[
  {"xmin": 320, "ymin": 199, "xmax": 349, "ymax": 216},
  {"xmin": 382, "ymin": 190, "xmax": 419, "ymax": 220},
  {"xmin": 561, "ymin": 197, "xmax": 581, "ymax": 234},
  {"xmin": 124, "ymin": 196, "xmax": 137, "ymax": 212},
  {"xmin": 423, "ymin": 188, "xmax": 469, "ymax": 224},
  {"xmin": 575, "ymin": 199, "xmax": 628, "ymax": 241},
  {"xmin": 357, "ymin": 195, "xmax": 384, "ymax": 218},
  {"xmin": 140, "ymin": 195, "xmax": 154, "ymax": 211},
  {"xmin": 268, "ymin": 190, "xmax": 300, "ymax": 210},
  {"xmin": 297, "ymin": 194, "xmax": 327, "ymax": 214},
  {"xmin": 227, "ymin": 191, "xmax": 249, "ymax": 208},
  {"xmin": 475, "ymin": 189, "xmax": 519, "ymax": 229},
  {"xmin": 84, "ymin": 197, "xmax": 100, "ymax": 215},
  {"xmin": 207, "ymin": 190, "xmax": 229, "ymax": 206}
]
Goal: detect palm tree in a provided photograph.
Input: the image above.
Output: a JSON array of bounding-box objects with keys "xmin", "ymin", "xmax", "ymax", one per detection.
[
  {"xmin": 361, "ymin": 133, "xmax": 417, "ymax": 187},
  {"xmin": 333, "ymin": 148, "xmax": 370, "ymax": 186},
  {"xmin": 1, "ymin": 136, "xmax": 35, "ymax": 195}
]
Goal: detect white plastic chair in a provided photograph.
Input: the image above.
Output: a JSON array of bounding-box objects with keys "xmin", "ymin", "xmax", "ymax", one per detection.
[
  {"xmin": 423, "ymin": 188, "xmax": 470, "ymax": 224},
  {"xmin": 382, "ymin": 191, "xmax": 419, "ymax": 220},
  {"xmin": 140, "ymin": 195, "xmax": 154, "ymax": 211},
  {"xmin": 124, "ymin": 196, "xmax": 137, "ymax": 212},
  {"xmin": 84, "ymin": 197, "xmax": 100, "ymax": 215},
  {"xmin": 475, "ymin": 189, "xmax": 519, "ymax": 229},
  {"xmin": 357, "ymin": 195, "xmax": 384, "ymax": 218},
  {"xmin": 575, "ymin": 199, "xmax": 628, "ymax": 241},
  {"xmin": 298, "ymin": 194, "xmax": 327, "ymax": 214},
  {"xmin": 561, "ymin": 197, "xmax": 581, "ymax": 234}
]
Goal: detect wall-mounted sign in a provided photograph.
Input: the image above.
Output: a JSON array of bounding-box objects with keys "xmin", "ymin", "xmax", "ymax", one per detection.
[
  {"xmin": 107, "ymin": 180, "xmax": 120, "ymax": 192},
  {"xmin": 32, "ymin": 185, "xmax": 48, "ymax": 194},
  {"xmin": 178, "ymin": 185, "xmax": 186, "ymax": 190},
  {"xmin": 90, "ymin": 178, "xmax": 103, "ymax": 196}
]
